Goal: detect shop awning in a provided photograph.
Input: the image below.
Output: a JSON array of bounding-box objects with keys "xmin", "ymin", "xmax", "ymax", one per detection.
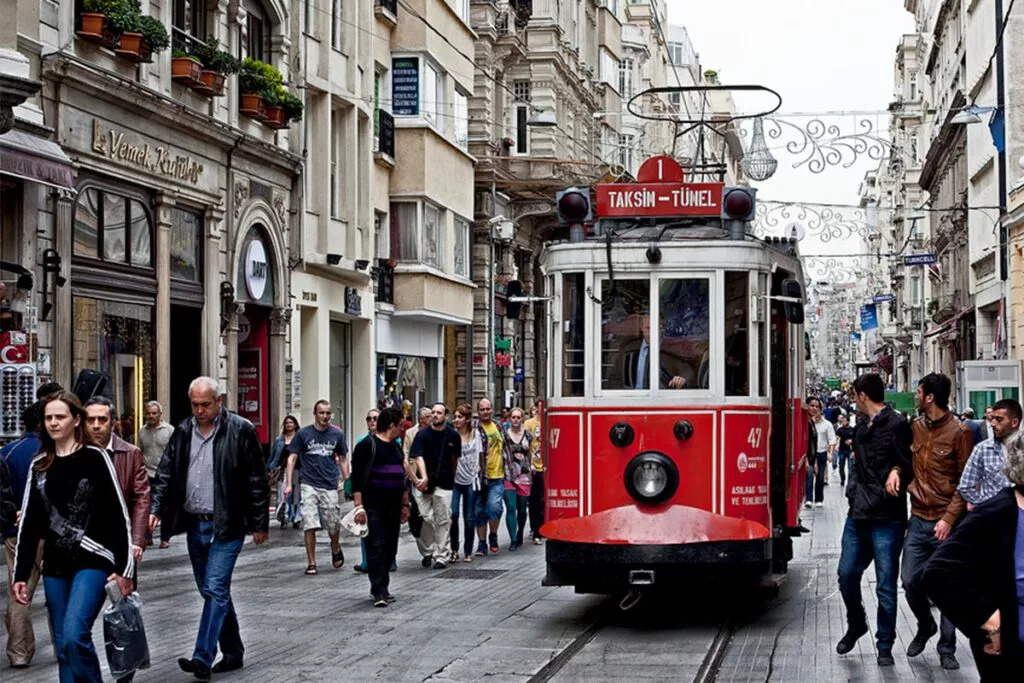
[
  {"xmin": 924, "ymin": 307, "xmax": 973, "ymax": 338},
  {"xmin": 0, "ymin": 130, "xmax": 76, "ymax": 192}
]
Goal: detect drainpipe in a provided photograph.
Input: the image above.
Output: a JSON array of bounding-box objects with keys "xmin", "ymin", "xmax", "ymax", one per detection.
[{"xmin": 488, "ymin": 179, "xmax": 497, "ymax": 400}]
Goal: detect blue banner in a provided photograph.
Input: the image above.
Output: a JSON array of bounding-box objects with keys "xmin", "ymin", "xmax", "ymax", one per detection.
[
  {"xmin": 860, "ymin": 304, "xmax": 878, "ymax": 331},
  {"xmin": 850, "ymin": 332, "xmax": 862, "ymax": 342},
  {"xmin": 392, "ymin": 57, "xmax": 420, "ymax": 116}
]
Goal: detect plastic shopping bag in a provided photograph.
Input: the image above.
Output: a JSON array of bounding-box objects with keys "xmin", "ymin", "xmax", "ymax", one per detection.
[{"xmin": 102, "ymin": 584, "xmax": 150, "ymax": 679}]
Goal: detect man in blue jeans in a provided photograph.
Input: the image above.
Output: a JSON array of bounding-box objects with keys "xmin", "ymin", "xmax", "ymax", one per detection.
[
  {"xmin": 149, "ymin": 377, "xmax": 269, "ymax": 681},
  {"xmin": 836, "ymin": 373, "xmax": 913, "ymax": 667}
]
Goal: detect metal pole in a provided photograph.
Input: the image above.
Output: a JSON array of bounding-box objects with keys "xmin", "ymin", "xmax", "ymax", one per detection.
[
  {"xmin": 919, "ymin": 265, "xmax": 926, "ymax": 380},
  {"xmin": 488, "ymin": 180, "xmax": 497, "ymax": 401},
  {"xmin": 995, "ymin": 0, "xmax": 1010, "ymax": 358}
]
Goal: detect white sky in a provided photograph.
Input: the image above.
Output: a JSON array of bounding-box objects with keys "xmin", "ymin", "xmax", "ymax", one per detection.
[{"xmin": 668, "ymin": 0, "xmax": 917, "ymax": 257}]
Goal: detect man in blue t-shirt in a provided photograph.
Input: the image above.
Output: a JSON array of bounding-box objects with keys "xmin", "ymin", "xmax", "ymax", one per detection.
[{"xmin": 284, "ymin": 400, "xmax": 349, "ymax": 574}]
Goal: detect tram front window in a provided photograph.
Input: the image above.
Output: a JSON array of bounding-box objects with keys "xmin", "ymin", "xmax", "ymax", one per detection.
[
  {"xmin": 601, "ymin": 280, "xmax": 652, "ymax": 390},
  {"xmin": 659, "ymin": 278, "xmax": 710, "ymax": 390}
]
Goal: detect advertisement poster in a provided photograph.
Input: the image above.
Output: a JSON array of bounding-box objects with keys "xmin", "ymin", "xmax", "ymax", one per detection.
[
  {"xmin": 238, "ymin": 348, "xmax": 262, "ymax": 426},
  {"xmin": 392, "ymin": 57, "xmax": 420, "ymax": 116}
]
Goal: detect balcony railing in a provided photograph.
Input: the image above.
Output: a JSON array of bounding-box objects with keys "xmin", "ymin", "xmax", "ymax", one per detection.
[{"xmin": 376, "ymin": 259, "xmax": 394, "ymax": 304}]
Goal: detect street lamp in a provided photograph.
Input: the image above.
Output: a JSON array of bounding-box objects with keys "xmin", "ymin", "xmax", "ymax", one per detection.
[
  {"xmin": 526, "ymin": 107, "xmax": 557, "ymax": 127},
  {"xmin": 949, "ymin": 105, "xmax": 995, "ymax": 125}
]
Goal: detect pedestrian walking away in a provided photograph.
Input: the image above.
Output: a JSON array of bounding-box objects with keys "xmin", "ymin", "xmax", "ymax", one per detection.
[
  {"xmin": 835, "ymin": 413, "xmax": 854, "ymax": 487},
  {"xmin": 474, "ymin": 398, "xmax": 512, "ymax": 556},
  {"xmin": 523, "ymin": 402, "xmax": 545, "ymax": 544},
  {"xmin": 283, "ymin": 401, "xmax": 349, "ymax": 575},
  {"xmin": 138, "ymin": 400, "xmax": 174, "ymax": 549},
  {"xmin": 900, "ymin": 373, "xmax": 972, "ymax": 670},
  {"xmin": 267, "ymin": 415, "xmax": 302, "ymax": 529},
  {"xmin": 148, "ymin": 376, "xmax": 269, "ymax": 680},
  {"xmin": 503, "ymin": 407, "xmax": 533, "ymax": 551},
  {"xmin": 958, "ymin": 398, "xmax": 1021, "ymax": 508},
  {"xmin": 408, "ymin": 402, "xmax": 461, "ymax": 568},
  {"xmin": 450, "ymin": 403, "xmax": 483, "ymax": 562},
  {"xmin": 805, "ymin": 397, "xmax": 837, "ymax": 508},
  {"xmin": 1, "ymin": 403, "xmax": 43, "ymax": 669},
  {"xmin": 350, "ymin": 407, "xmax": 410, "ymax": 607},
  {"xmin": 835, "ymin": 373, "xmax": 913, "ymax": 667},
  {"xmin": 923, "ymin": 437, "xmax": 1024, "ymax": 680},
  {"xmin": 11, "ymin": 392, "xmax": 135, "ymax": 683}
]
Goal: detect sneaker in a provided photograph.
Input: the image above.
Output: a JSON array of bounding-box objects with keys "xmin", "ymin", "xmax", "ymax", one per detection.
[
  {"xmin": 906, "ymin": 622, "xmax": 937, "ymax": 657},
  {"xmin": 533, "ymin": 537, "xmax": 543, "ymax": 545},
  {"xmin": 421, "ymin": 556, "xmax": 432, "ymax": 568},
  {"xmin": 939, "ymin": 653, "xmax": 959, "ymax": 670},
  {"xmin": 877, "ymin": 649, "xmax": 894, "ymax": 667},
  {"xmin": 509, "ymin": 542, "xmax": 518, "ymax": 552},
  {"xmin": 383, "ymin": 593, "xmax": 397, "ymax": 603},
  {"xmin": 475, "ymin": 541, "xmax": 487, "ymax": 557},
  {"xmin": 373, "ymin": 597, "xmax": 388, "ymax": 608},
  {"xmin": 432, "ymin": 558, "xmax": 448, "ymax": 569},
  {"xmin": 803, "ymin": 501, "xmax": 812, "ymax": 509},
  {"xmin": 815, "ymin": 502, "xmax": 824, "ymax": 508},
  {"xmin": 488, "ymin": 533, "xmax": 500, "ymax": 554},
  {"xmin": 836, "ymin": 624, "xmax": 868, "ymax": 654}
]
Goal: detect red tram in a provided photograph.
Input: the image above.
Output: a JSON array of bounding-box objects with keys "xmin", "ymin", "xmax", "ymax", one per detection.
[{"xmin": 539, "ymin": 157, "xmax": 808, "ymax": 595}]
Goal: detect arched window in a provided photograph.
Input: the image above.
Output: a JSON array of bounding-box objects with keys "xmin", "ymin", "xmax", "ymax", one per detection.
[{"xmin": 73, "ymin": 187, "xmax": 153, "ymax": 268}]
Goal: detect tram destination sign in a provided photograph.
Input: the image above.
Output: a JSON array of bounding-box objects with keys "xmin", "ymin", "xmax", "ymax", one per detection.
[{"xmin": 595, "ymin": 182, "xmax": 725, "ymax": 217}]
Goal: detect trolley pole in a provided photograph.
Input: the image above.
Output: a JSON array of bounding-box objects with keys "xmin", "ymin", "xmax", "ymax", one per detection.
[{"xmin": 919, "ymin": 264, "xmax": 926, "ymax": 380}]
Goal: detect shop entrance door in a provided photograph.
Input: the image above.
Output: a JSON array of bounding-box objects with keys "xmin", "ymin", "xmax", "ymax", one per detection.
[
  {"xmin": 238, "ymin": 305, "xmax": 270, "ymax": 445},
  {"xmin": 169, "ymin": 305, "xmax": 203, "ymax": 425}
]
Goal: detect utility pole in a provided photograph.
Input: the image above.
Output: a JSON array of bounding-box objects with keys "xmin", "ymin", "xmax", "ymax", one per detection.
[{"xmin": 919, "ymin": 264, "xmax": 926, "ymax": 379}]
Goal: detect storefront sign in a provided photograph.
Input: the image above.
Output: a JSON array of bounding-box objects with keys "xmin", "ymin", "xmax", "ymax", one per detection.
[
  {"xmin": 237, "ymin": 348, "xmax": 262, "ymax": 425},
  {"xmin": 91, "ymin": 120, "xmax": 205, "ymax": 185},
  {"xmin": 392, "ymin": 57, "xmax": 420, "ymax": 116},
  {"xmin": 345, "ymin": 287, "xmax": 362, "ymax": 316},
  {"xmin": 244, "ymin": 240, "xmax": 268, "ymax": 300}
]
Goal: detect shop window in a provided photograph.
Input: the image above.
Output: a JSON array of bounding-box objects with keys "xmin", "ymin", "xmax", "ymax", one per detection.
[
  {"xmin": 170, "ymin": 207, "xmax": 203, "ymax": 282},
  {"xmin": 73, "ymin": 187, "xmax": 153, "ymax": 269},
  {"xmin": 377, "ymin": 354, "xmax": 437, "ymax": 413},
  {"xmin": 72, "ymin": 296, "xmax": 154, "ymax": 445}
]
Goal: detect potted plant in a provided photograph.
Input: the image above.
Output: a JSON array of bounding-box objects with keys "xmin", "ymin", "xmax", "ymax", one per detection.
[
  {"xmin": 280, "ymin": 91, "xmax": 304, "ymax": 123},
  {"xmin": 78, "ymin": 0, "xmax": 115, "ymax": 42},
  {"xmin": 171, "ymin": 48, "xmax": 203, "ymax": 85},
  {"xmin": 193, "ymin": 37, "xmax": 239, "ymax": 97},
  {"xmin": 262, "ymin": 85, "xmax": 288, "ymax": 128},
  {"xmin": 238, "ymin": 58, "xmax": 282, "ymax": 119},
  {"xmin": 108, "ymin": 1, "xmax": 144, "ymax": 60},
  {"xmin": 134, "ymin": 14, "xmax": 169, "ymax": 62}
]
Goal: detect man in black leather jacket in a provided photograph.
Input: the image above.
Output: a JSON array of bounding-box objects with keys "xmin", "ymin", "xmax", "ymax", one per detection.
[{"xmin": 149, "ymin": 376, "xmax": 268, "ymax": 681}]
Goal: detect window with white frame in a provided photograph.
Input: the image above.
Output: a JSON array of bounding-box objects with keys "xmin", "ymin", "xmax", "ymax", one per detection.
[
  {"xmin": 424, "ymin": 62, "xmax": 443, "ymax": 127},
  {"xmin": 908, "ymin": 72, "xmax": 918, "ymax": 100},
  {"xmin": 513, "ymin": 79, "xmax": 531, "ymax": 155},
  {"xmin": 422, "ymin": 203, "xmax": 443, "ymax": 268},
  {"xmin": 453, "ymin": 87, "xmax": 469, "ymax": 150},
  {"xmin": 374, "ymin": 67, "xmax": 388, "ymax": 151},
  {"xmin": 449, "ymin": 0, "xmax": 469, "ymax": 23},
  {"xmin": 375, "ymin": 210, "xmax": 389, "ymax": 259},
  {"xmin": 619, "ymin": 59, "xmax": 634, "ymax": 101},
  {"xmin": 453, "ymin": 216, "xmax": 470, "ymax": 277},
  {"xmin": 618, "ymin": 134, "xmax": 635, "ymax": 171},
  {"xmin": 599, "ymin": 48, "xmax": 618, "ymax": 89},
  {"xmin": 910, "ymin": 275, "xmax": 922, "ymax": 306},
  {"xmin": 908, "ymin": 132, "xmax": 918, "ymax": 164},
  {"xmin": 331, "ymin": 109, "xmax": 342, "ymax": 218},
  {"xmin": 332, "ymin": 0, "xmax": 343, "ymax": 50},
  {"xmin": 668, "ymin": 91, "xmax": 682, "ymax": 111}
]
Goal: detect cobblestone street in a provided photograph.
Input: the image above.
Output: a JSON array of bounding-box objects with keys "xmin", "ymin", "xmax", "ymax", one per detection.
[{"xmin": 3, "ymin": 484, "xmax": 984, "ymax": 681}]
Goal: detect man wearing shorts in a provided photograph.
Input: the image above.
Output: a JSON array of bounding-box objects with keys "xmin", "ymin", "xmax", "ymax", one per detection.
[{"xmin": 284, "ymin": 400, "xmax": 349, "ymax": 574}]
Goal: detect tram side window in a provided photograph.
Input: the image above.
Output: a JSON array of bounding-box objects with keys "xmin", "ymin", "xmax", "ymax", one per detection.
[
  {"xmin": 659, "ymin": 279, "xmax": 710, "ymax": 389},
  {"xmin": 724, "ymin": 272, "xmax": 750, "ymax": 396},
  {"xmin": 562, "ymin": 273, "xmax": 585, "ymax": 396},
  {"xmin": 601, "ymin": 279, "xmax": 650, "ymax": 390}
]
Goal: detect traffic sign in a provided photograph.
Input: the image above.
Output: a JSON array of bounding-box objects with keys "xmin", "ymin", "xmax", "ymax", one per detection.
[
  {"xmin": 595, "ymin": 182, "xmax": 725, "ymax": 217},
  {"xmin": 903, "ymin": 253, "xmax": 937, "ymax": 266},
  {"xmin": 873, "ymin": 294, "xmax": 896, "ymax": 303}
]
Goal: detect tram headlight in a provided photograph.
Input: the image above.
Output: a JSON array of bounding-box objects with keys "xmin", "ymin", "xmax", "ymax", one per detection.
[{"xmin": 623, "ymin": 452, "xmax": 679, "ymax": 506}]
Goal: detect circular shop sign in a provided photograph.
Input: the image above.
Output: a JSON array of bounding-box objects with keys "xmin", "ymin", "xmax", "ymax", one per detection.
[{"xmin": 244, "ymin": 239, "xmax": 268, "ymax": 300}]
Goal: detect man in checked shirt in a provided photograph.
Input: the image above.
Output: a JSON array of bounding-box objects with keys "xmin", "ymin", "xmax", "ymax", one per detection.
[{"xmin": 957, "ymin": 398, "xmax": 1021, "ymax": 508}]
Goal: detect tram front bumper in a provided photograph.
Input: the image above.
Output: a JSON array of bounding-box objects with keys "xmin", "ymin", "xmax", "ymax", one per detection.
[{"xmin": 540, "ymin": 504, "xmax": 773, "ymax": 592}]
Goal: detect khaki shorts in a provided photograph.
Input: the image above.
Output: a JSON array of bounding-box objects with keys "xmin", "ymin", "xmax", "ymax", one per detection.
[{"xmin": 300, "ymin": 484, "xmax": 342, "ymax": 534}]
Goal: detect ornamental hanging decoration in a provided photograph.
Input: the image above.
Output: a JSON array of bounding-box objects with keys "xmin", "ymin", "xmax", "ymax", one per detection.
[
  {"xmin": 753, "ymin": 201, "xmax": 873, "ymax": 244},
  {"xmin": 741, "ymin": 116, "xmax": 892, "ymax": 174},
  {"xmin": 741, "ymin": 117, "xmax": 778, "ymax": 181}
]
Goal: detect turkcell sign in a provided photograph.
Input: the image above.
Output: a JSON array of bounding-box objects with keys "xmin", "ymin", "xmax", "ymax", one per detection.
[
  {"xmin": 903, "ymin": 252, "xmax": 937, "ymax": 266},
  {"xmin": 595, "ymin": 182, "xmax": 725, "ymax": 217}
]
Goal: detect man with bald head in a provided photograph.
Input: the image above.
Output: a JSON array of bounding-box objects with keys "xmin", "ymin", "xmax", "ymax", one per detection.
[
  {"xmin": 149, "ymin": 377, "xmax": 269, "ymax": 680},
  {"xmin": 473, "ymin": 398, "xmax": 511, "ymax": 556}
]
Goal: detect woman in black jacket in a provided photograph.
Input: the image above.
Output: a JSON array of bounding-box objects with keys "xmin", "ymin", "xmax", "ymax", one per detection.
[{"xmin": 922, "ymin": 430, "xmax": 1024, "ymax": 681}]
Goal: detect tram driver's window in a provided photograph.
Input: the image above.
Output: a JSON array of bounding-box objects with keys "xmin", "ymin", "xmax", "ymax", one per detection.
[
  {"xmin": 601, "ymin": 279, "xmax": 650, "ymax": 390},
  {"xmin": 659, "ymin": 279, "xmax": 710, "ymax": 389},
  {"xmin": 724, "ymin": 272, "xmax": 750, "ymax": 396},
  {"xmin": 562, "ymin": 273, "xmax": 585, "ymax": 396}
]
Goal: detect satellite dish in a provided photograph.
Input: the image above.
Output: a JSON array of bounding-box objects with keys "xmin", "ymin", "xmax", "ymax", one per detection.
[{"xmin": 785, "ymin": 221, "xmax": 806, "ymax": 241}]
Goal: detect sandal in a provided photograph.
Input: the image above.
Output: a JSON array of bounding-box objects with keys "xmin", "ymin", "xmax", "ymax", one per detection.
[
  {"xmin": 332, "ymin": 548, "xmax": 345, "ymax": 569},
  {"xmin": 305, "ymin": 564, "xmax": 318, "ymax": 575}
]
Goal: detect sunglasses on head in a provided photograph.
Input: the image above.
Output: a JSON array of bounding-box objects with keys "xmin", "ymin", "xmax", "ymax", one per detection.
[{"xmin": 366, "ymin": 416, "xmax": 377, "ymax": 422}]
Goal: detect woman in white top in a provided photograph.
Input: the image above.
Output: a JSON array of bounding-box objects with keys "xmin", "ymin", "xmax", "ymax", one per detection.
[{"xmin": 450, "ymin": 403, "xmax": 483, "ymax": 562}]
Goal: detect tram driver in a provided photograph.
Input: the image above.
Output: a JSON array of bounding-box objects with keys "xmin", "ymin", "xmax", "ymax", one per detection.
[{"xmin": 611, "ymin": 313, "xmax": 691, "ymax": 390}]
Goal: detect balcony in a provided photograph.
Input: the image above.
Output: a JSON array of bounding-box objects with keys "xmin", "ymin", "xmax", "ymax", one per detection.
[
  {"xmin": 375, "ymin": 0, "xmax": 398, "ymax": 27},
  {"xmin": 391, "ymin": 265, "xmax": 474, "ymax": 325}
]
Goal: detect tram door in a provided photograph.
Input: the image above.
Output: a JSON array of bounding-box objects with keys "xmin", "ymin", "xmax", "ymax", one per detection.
[{"xmin": 768, "ymin": 272, "xmax": 791, "ymax": 532}]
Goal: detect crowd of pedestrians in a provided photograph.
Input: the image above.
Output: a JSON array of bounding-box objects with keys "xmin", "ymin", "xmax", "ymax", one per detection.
[{"xmin": 815, "ymin": 371, "xmax": 1024, "ymax": 678}]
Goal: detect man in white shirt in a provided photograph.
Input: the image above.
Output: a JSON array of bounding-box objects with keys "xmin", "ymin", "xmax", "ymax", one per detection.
[{"xmin": 805, "ymin": 397, "xmax": 837, "ymax": 508}]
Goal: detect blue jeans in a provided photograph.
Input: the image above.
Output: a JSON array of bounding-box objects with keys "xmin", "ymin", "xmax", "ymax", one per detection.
[
  {"xmin": 450, "ymin": 483, "xmax": 477, "ymax": 556},
  {"xmin": 835, "ymin": 450, "xmax": 850, "ymax": 484},
  {"xmin": 475, "ymin": 478, "xmax": 504, "ymax": 527},
  {"xmin": 186, "ymin": 519, "xmax": 245, "ymax": 667},
  {"xmin": 805, "ymin": 452, "xmax": 827, "ymax": 503},
  {"xmin": 503, "ymin": 488, "xmax": 529, "ymax": 545},
  {"xmin": 43, "ymin": 568, "xmax": 108, "ymax": 683},
  {"xmin": 901, "ymin": 515, "xmax": 957, "ymax": 654},
  {"xmin": 837, "ymin": 517, "xmax": 906, "ymax": 650}
]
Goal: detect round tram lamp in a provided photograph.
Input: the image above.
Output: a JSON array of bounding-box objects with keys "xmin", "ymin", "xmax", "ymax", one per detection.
[
  {"xmin": 556, "ymin": 187, "xmax": 593, "ymax": 242},
  {"xmin": 721, "ymin": 186, "xmax": 757, "ymax": 221}
]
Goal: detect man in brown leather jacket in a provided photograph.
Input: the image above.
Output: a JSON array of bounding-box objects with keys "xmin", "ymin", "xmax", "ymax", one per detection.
[
  {"xmin": 901, "ymin": 373, "xmax": 972, "ymax": 670},
  {"xmin": 84, "ymin": 396, "xmax": 151, "ymax": 566}
]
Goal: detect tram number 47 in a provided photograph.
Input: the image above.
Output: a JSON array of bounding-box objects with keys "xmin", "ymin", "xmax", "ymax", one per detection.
[
  {"xmin": 747, "ymin": 427, "xmax": 763, "ymax": 449},
  {"xmin": 549, "ymin": 428, "xmax": 560, "ymax": 449}
]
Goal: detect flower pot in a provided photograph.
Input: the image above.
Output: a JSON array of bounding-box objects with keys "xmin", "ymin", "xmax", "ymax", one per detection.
[
  {"xmin": 239, "ymin": 93, "xmax": 264, "ymax": 119},
  {"xmin": 194, "ymin": 70, "xmax": 226, "ymax": 96},
  {"xmin": 263, "ymin": 105, "xmax": 289, "ymax": 129},
  {"xmin": 115, "ymin": 33, "xmax": 148, "ymax": 62},
  {"xmin": 77, "ymin": 12, "xmax": 107, "ymax": 42},
  {"xmin": 171, "ymin": 57, "xmax": 203, "ymax": 85}
]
